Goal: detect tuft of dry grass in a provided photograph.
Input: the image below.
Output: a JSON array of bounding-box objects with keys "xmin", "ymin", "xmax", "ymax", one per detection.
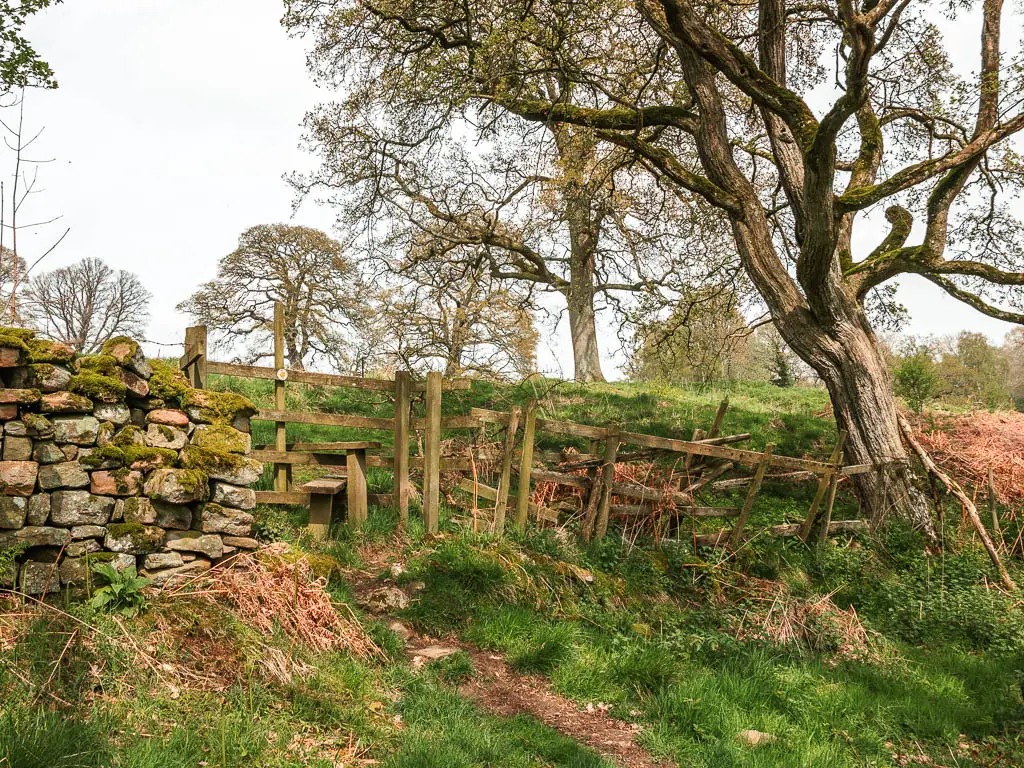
[{"xmin": 176, "ymin": 544, "xmax": 384, "ymax": 661}]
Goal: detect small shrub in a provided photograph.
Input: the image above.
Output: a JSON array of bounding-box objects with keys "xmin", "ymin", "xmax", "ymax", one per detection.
[{"xmin": 89, "ymin": 563, "xmax": 152, "ymax": 618}]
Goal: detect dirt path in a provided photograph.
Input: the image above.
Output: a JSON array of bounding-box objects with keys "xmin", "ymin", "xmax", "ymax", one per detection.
[{"xmin": 346, "ymin": 546, "xmax": 672, "ymax": 768}]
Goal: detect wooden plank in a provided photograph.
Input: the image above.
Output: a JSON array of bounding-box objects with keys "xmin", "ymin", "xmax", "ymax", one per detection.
[
  {"xmin": 365, "ymin": 455, "xmax": 476, "ymax": 471},
  {"xmin": 728, "ymin": 443, "xmax": 775, "ymax": 548},
  {"xmin": 255, "ymin": 491, "xmax": 310, "ymax": 505},
  {"xmin": 254, "ymin": 410, "xmax": 395, "ymax": 430},
  {"xmin": 713, "ymin": 470, "xmax": 816, "ymax": 490},
  {"xmin": 208, "ymin": 360, "xmax": 471, "ymax": 393},
  {"xmin": 515, "ymin": 399, "xmax": 538, "ymax": 532},
  {"xmin": 411, "ymin": 378, "xmax": 472, "ymax": 392},
  {"xmin": 208, "ymin": 360, "xmax": 397, "ymax": 391},
  {"xmin": 300, "ymin": 478, "xmax": 347, "ymax": 494},
  {"xmin": 290, "ymin": 441, "xmax": 381, "ymax": 451},
  {"xmin": 709, "ymin": 398, "xmax": 729, "ymax": 438},
  {"xmin": 273, "ymin": 302, "xmax": 288, "ymax": 495},
  {"xmin": 252, "ymin": 450, "xmax": 348, "ymax": 466},
  {"xmin": 457, "ymin": 478, "xmax": 557, "ymax": 523},
  {"xmin": 470, "ymin": 408, "xmax": 610, "ymax": 439},
  {"xmin": 610, "ymin": 504, "xmax": 739, "ymax": 518},
  {"xmin": 492, "ymin": 406, "xmax": 522, "ymax": 535},
  {"xmin": 595, "ymin": 428, "xmax": 621, "ymax": 540},
  {"xmin": 347, "ymin": 449, "xmax": 369, "ymax": 525},
  {"xmin": 422, "ymin": 372, "xmax": 442, "ymax": 534},
  {"xmin": 394, "ymin": 370, "xmax": 411, "ymax": 527},
  {"xmin": 530, "ymin": 468, "xmax": 592, "ymax": 490},
  {"xmin": 799, "ymin": 431, "xmax": 847, "ymax": 543},
  {"xmin": 412, "ymin": 415, "xmax": 485, "ymax": 430},
  {"xmin": 618, "ymin": 431, "xmax": 831, "ymax": 474},
  {"xmin": 610, "ymin": 480, "xmax": 693, "ymax": 506},
  {"xmin": 682, "ymin": 461, "xmax": 734, "ymax": 495}
]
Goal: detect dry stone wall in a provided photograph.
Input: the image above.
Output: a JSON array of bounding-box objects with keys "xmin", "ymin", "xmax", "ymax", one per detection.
[{"xmin": 0, "ymin": 328, "xmax": 262, "ymax": 593}]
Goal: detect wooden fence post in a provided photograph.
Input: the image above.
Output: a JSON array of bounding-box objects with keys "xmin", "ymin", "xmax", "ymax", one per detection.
[
  {"xmin": 515, "ymin": 399, "xmax": 538, "ymax": 532},
  {"xmin": 492, "ymin": 406, "xmax": 522, "ymax": 535},
  {"xmin": 273, "ymin": 302, "xmax": 289, "ymax": 493},
  {"xmin": 347, "ymin": 448, "xmax": 369, "ymax": 525},
  {"xmin": 181, "ymin": 325, "xmax": 208, "ymax": 389},
  {"xmin": 728, "ymin": 442, "xmax": 775, "ymax": 548},
  {"xmin": 422, "ymin": 371, "xmax": 442, "ymax": 534},
  {"xmin": 799, "ymin": 430, "xmax": 847, "ymax": 543},
  {"xmin": 580, "ymin": 438, "xmax": 603, "ymax": 541},
  {"xmin": 594, "ymin": 427, "xmax": 621, "ymax": 541},
  {"xmin": 988, "ymin": 467, "xmax": 1001, "ymax": 538},
  {"xmin": 394, "ymin": 370, "xmax": 411, "ymax": 527}
]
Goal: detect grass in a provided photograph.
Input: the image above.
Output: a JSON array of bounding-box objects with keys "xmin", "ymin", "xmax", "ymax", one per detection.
[{"xmin": 5, "ymin": 377, "xmax": 1023, "ymax": 766}]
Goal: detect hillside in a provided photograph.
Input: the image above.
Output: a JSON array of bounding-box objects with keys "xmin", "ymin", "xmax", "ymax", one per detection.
[{"xmin": 3, "ymin": 379, "xmax": 1023, "ymax": 767}]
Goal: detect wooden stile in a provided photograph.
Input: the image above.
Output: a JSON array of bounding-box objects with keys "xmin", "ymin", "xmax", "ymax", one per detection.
[
  {"xmin": 728, "ymin": 443, "xmax": 775, "ymax": 548},
  {"xmin": 422, "ymin": 372, "xmax": 442, "ymax": 533},
  {"xmin": 492, "ymin": 406, "xmax": 522, "ymax": 535},
  {"xmin": 515, "ymin": 399, "xmax": 538, "ymax": 531},
  {"xmin": 394, "ymin": 371, "xmax": 411, "ymax": 526}
]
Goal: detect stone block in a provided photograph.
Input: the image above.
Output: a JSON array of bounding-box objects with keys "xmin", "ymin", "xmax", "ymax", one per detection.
[
  {"xmin": 90, "ymin": 469, "xmax": 143, "ymax": 496},
  {"xmin": 145, "ymin": 423, "xmax": 187, "ymax": 450},
  {"xmin": 70, "ymin": 524, "xmax": 106, "ymax": 539},
  {"xmin": 163, "ymin": 531, "xmax": 223, "ymax": 559},
  {"xmin": 0, "ymin": 461, "xmax": 37, "ymax": 496},
  {"xmin": 59, "ymin": 553, "xmax": 136, "ymax": 586},
  {"xmin": 104, "ymin": 522, "xmax": 165, "ymax": 555},
  {"xmin": 142, "ymin": 558, "xmax": 211, "ymax": 587},
  {"xmin": 32, "ymin": 441, "xmax": 66, "ymax": 464},
  {"xmin": 147, "ymin": 409, "xmax": 189, "ymax": 427},
  {"xmin": 179, "ymin": 446, "xmax": 261, "ymax": 486},
  {"xmin": 53, "ymin": 415, "xmax": 100, "ymax": 445},
  {"xmin": 221, "ymin": 535, "xmax": 259, "ymax": 550},
  {"xmin": 51, "ymin": 490, "xmax": 114, "ymax": 526},
  {"xmin": 67, "ymin": 538, "xmax": 102, "ymax": 557},
  {"xmin": 26, "ymin": 493, "xmax": 50, "ymax": 525},
  {"xmin": 40, "ymin": 392, "xmax": 93, "ymax": 413},
  {"xmin": 211, "ymin": 482, "xmax": 256, "ymax": 510},
  {"xmin": 19, "ymin": 561, "xmax": 60, "ymax": 594},
  {"xmin": 0, "ymin": 388, "xmax": 40, "ymax": 405},
  {"xmin": 2, "ymin": 436, "xmax": 32, "ymax": 461},
  {"xmin": 102, "ymin": 337, "xmax": 152, "ymax": 379},
  {"xmin": 199, "ymin": 503, "xmax": 254, "ymax": 537},
  {"xmin": 8, "ymin": 364, "xmax": 72, "ymax": 393},
  {"xmin": 94, "ymin": 402, "xmax": 131, "ymax": 425},
  {"xmin": 142, "ymin": 552, "xmax": 184, "ymax": 570},
  {"xmin": 0, "ymin": 496, "xmax": 28, "ymax": 528},
  {"xmin": 38, "ymin": 461, "xmax": 90, "ymax": 490},
  {"xmin": 144, "ymin": 468, "xmax": 208, "ymax": 504},
  {"xmin": 191, "ymin": 424, "xmax": 251, "ymax": 454},
  {"xmin": 0, "ymin": 526, "xmax": 70, "ymax": 549}
]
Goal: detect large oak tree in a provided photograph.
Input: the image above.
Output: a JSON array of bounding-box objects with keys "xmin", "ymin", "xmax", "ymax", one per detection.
[
  {"xmin": 286, "ymin": 0, "xmax": 1024, "ymax": 534},
  {"xmin": 287, "ymin": 6, "xmax": 735, "ymax": 383}
]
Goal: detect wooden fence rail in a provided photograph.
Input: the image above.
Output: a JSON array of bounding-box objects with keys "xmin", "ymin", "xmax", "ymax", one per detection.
[{"xmin": 182, "ymin": 305, "xmax": 872, "ymax": 544}]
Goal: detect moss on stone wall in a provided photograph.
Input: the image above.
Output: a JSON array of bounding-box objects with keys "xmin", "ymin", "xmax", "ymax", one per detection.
[
  {"xmin": 68, "ymin": 372, "xmax": 128, "ymax": 403},
  {"xmin": 147, "ymin": 359, "xmax": 190, "ymax": 403}
]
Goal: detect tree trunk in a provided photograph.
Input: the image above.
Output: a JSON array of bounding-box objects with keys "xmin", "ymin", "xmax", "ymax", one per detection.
[
  {"xmin": 780, "ymin": 307, "xmax": 936, "ymax": 539},
  {"xmin": 554, "ymin": 126, "xmax": 606, "ymax": 384},
  {"xmin": 566, "ymin": 279, "xmax": 604, "ymax": 383}
]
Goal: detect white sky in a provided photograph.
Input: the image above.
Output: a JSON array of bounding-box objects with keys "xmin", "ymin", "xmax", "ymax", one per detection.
[{"xmin": 13, "ymin": 0, "xmax": 1023, "ymax": 378}]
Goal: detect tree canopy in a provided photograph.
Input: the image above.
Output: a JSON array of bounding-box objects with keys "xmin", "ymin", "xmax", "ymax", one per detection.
[{"xmin": 178, "ymin": 224, "xmax": 370, "ymax": 372}]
